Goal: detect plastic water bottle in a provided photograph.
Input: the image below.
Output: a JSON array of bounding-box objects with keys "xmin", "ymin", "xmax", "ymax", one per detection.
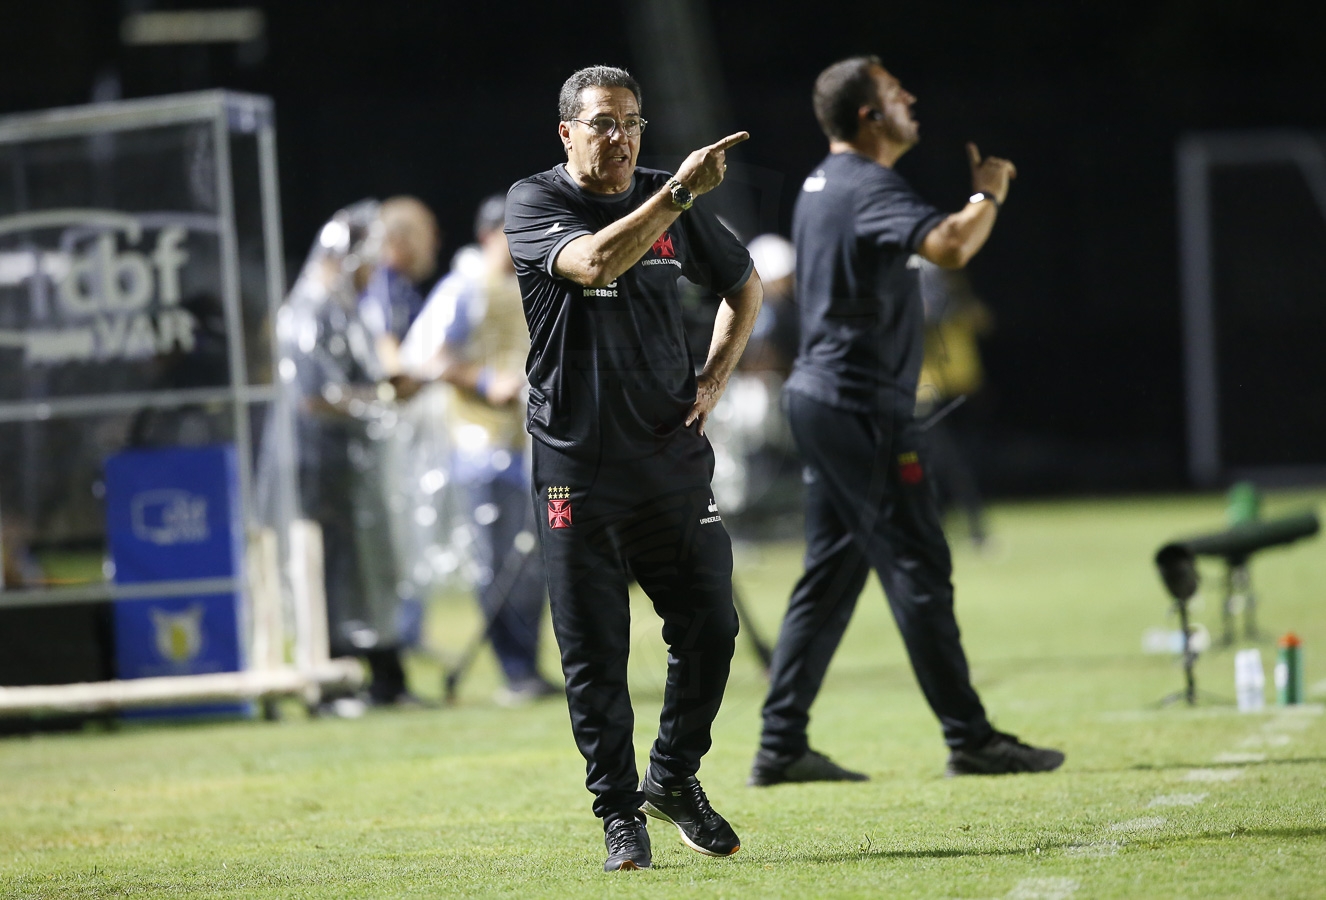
[
  {"xmin": 1226, "ymin": 481, "xmax": 1261, "ymax": 526},
  {"xmin": 1234, "ymin": 648, "xmax": 1266, "ymax": 712},
  {"xmin": 1275, "ymin": 633, "xmax": 1303, "ymax": 705}
]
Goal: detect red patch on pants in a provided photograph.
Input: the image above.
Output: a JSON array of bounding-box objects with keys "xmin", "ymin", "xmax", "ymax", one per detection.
[
  {"xmin": 547, "ymin": 498, "xmax": 573, "ymax": 529},
  {"xmin": 898, "ymin": 452, "xmax": 924, "ymax": 485}
]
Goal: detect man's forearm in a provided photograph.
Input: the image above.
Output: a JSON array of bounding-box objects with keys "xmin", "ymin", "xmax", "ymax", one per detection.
[
  {"xmin": 553, "ymin": 189, "xmax": 681, "ymax": 287},
  {"xmin": 684, "ymin": 271, "xmax": 763, "ymax": 433},
  {"xmin": 701, "ymin": 272, "xmax": 764, "ymax": 385},
  {"xmin": 918, "ymin": 201, "xmax": 998, "ymax": 270}
]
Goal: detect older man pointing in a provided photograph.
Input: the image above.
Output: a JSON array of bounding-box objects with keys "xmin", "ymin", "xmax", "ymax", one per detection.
[{"xmin": 505, "ymin": 64, "xmax": 762, "ymax": 872}]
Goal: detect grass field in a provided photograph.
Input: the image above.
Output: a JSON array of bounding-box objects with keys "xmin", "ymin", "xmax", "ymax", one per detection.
[{"xmin": 3, "ymin": 489, "xmax": 1325, "ymax": 898}]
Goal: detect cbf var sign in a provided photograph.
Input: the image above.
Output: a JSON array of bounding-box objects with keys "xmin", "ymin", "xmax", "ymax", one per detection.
[{"xmin": 0, "ymin": 209, "xmax": 202, "ymax": 365}]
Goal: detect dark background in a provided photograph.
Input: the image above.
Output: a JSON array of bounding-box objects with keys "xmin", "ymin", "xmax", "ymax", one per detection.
[{"xmin": 4, "ymin": 0, "xmax": 1324, "ymax": 496}]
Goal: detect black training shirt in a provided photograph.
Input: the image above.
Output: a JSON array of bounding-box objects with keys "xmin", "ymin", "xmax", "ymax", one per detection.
[
  {"xmin": 505, "ymin": 164, "xmax": 752, "ymax": 459},
  {"xmin": 784, "ymin": 152, "xmax": 946, "ymax": 413}
]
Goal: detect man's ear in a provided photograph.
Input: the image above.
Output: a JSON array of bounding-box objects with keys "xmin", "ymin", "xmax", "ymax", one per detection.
[{"xmin": 558, "ymin": 121, "xmax": 573, "ymax": 151}]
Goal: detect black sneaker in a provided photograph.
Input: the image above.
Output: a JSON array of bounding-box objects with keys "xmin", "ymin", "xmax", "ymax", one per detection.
[
  {"xmin": 641, "ymin": 773, "xmax": 741, "ymax": 857},
  {"xmin": 603, "ymin": 814, "xmax": 651, "ymax": 872},
  {"xmin": 748, "ymin": 748, "xmax": 869, "ymax": 787},
  {"xmin": 945, "ymin": 731, "xmax": 1065, "ymax": 776}
]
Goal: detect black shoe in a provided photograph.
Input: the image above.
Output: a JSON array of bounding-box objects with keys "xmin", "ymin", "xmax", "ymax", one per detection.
[
  {"xmin": 748, "ymin": 748, "xmax": 869, "ymax": 787},
  {"xmin": 641, "ymin": 773, "xmax": 740, "ymax": 857},
  {"xmin": 945, "ymin": 731, "xmax": 1065, "ymax": 776},
  {"xmin": 603, "ymin": 814, "xmax": 651, "ymax": 872}
]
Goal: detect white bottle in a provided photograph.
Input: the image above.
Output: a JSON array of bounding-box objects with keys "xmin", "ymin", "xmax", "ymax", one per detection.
[{"xmin": 1234, "ymin": 648, "xmax": 1266, "ymax": 712}]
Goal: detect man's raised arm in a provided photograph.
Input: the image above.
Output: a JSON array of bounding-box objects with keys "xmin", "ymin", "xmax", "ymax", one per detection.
[
  {"xmin": 554, "ymin": 132, "xmax": 749, "ymax": 287},
  {"xmin": 919, "ymin": 142, "xmax": 1016, "ymax": 270}
]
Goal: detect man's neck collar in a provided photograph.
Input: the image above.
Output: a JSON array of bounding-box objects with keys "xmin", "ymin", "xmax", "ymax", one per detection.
[
  {"xmin": 828, "ymin": 138, "xmax": 906, "ymax": 169},
  {"xmin": 561, "ymin": 162, "xmax": 634, "ymax": 196}
]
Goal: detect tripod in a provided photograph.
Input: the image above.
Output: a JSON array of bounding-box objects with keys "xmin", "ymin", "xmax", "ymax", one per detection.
[
  {"xmin": 1153, "ymin": 543, "xmax": 1226, "ymax": 707},
  {"xmin": 1156, "ymin": 593, "xmax": 1200, "ymax": 707}
]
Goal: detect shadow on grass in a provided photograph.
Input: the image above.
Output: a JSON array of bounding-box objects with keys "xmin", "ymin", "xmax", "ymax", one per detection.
[
  {"xmin": 939, "ymin": 653, "xmax": 1203, "ymax": 694},
  {"xmin": 1052, "ymin": 755, "xmax": 1326, "ymax": 776},
  {"xmin": 1124, "ymin": 756, "xmax": 1326, "ymax": 773},
  {"xmin": 770, "ymin": 824, "xmax": 1326, "ymax": 865}
]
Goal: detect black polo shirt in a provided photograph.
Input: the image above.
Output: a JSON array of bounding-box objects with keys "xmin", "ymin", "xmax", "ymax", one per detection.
[
  {"xmin": 505, "ymin": 164, "xmax": 752, "ymax": 460},
  {"xmin": 784, "ymin": 151, "xmax": 946, "ymax": 414}
]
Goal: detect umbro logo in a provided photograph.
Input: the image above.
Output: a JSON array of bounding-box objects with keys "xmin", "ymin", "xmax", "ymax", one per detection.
[{"xmin": 546, "ymin": 222, "xmax": 563, "ymax": 235}]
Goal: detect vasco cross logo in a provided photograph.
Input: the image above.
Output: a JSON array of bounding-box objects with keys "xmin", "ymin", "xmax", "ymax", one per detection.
[
  {"xmin": 651, "ymin": 232, "xmax": 675, "ymax": 258},
  {"xmin": 547, "ymin": 485, "xmax": 573, "ymax": 529},
  {"xmin": 642, "ymin": 231, "xmax": 681, "ymax": 269}
]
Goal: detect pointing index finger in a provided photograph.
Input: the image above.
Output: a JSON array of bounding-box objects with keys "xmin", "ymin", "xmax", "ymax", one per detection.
[
  {"xmin": 710, "ymin": 131, "xmax": 750, "ymax": 151},
  {"xmin": 966, "ymin": 142, "xmax": 982, "ymax": 168}
]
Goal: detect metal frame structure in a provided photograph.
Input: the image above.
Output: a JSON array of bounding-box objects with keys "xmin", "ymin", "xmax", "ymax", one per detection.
[
  {"xmin": 1176, "ymin": 130, "xmax": 1326, "ymax": 486},
  {"xmin": 0, "ymin": 91, "xmax": 357, "ymax": 716}
]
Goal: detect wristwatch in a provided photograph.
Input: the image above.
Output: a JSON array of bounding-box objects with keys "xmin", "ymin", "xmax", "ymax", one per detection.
[
  {"xmin": 968, "ymin": 191, "xmax": 1000, "ymax": 209},
  {"xmin": 666, "ymin": 177, "xmax": 694, "ymax": 211}
]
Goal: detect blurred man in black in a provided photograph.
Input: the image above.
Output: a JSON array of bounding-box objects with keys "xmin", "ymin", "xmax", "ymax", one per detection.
[
  {"xmin": 504, "ymin": 65, "xmax": 762, "ymax": 871},
  {"xmin": 749, "ymin": 56, "xmax": 1063, "ymax": 786}
]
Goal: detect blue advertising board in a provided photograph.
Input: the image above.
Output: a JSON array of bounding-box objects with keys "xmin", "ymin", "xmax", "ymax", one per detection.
[{"xmin": 103, "ymin": 444, "xmax": 249, "ymax": 717}]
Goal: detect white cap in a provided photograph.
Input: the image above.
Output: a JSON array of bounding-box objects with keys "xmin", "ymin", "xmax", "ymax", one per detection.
[{"xmin": 747, "ymin": 233, "xmax": 795, "ymax": 282}]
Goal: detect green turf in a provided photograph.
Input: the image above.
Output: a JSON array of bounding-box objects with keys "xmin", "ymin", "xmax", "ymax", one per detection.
[{"xmin": 3, "ymin": 490, "xmax": 1325, "ymax": 898}]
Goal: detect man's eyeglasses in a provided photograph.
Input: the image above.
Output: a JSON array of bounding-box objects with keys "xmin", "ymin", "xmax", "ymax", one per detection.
[{"xmin": 571, "ymin": 115, "xmax": 648, "ymax": 137}]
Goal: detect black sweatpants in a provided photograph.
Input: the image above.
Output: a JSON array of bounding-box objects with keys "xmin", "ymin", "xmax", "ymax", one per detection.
[
  {"xmin": 532, "ymin": 429, "xmax": 738, "ymax": 823},
  {"xmin": 758, "ymin": 391, "xmax": 992, "ymax": 758}
]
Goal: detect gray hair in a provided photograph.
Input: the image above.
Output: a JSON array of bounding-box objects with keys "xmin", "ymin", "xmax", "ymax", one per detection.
[{"xmin": 558, "ymin": 65, "xmax": 642, "ymax": 121}]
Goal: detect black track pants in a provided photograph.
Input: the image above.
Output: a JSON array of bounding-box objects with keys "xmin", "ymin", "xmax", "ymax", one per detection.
[
  {"xmin": 759, "ymin": 391, "xmax": 991, "ymax": 757},
  {"xmin": 533, "ymin": 432, "xmax": 738, "ymax": 822}
]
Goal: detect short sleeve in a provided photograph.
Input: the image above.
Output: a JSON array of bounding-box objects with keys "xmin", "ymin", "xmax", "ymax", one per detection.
[
  {"xmin": 504, "ymin": 177, "xmax": 593, "ymax": 278},
  {"xmin": 679, "ymin": 199, "xmax": 753, "ymax": 296},
  {"xmin": 856, "ymin": 172, "xmax": 946, "ymax": 253}
]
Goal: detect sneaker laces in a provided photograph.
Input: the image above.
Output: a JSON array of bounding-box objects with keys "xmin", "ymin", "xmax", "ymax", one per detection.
[
  {"xmin": 681, "ymin": 780, "xmax": 723, "ymax": 827},
  {"xmin": 606, "ymin": 819, "xmax": 644, "ymax": 856}
]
